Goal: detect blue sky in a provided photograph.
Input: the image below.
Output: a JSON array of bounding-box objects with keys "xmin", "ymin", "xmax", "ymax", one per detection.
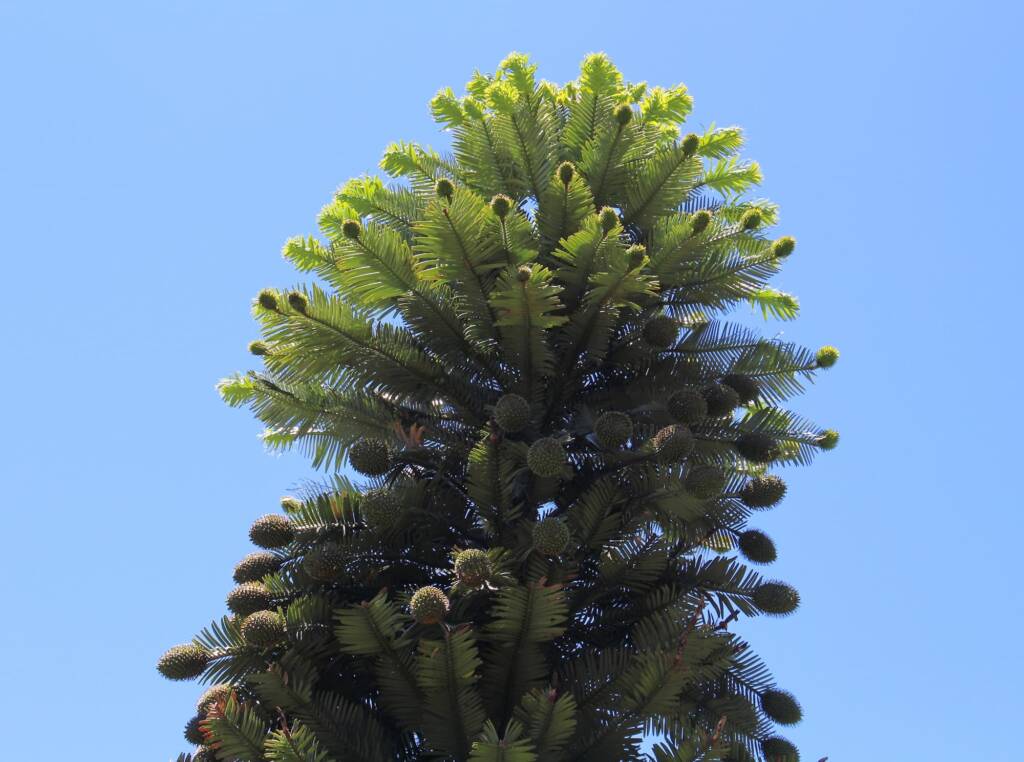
[{"xmin": 1, "ymin": 1, "xmax": 1021, "ymax": 759}]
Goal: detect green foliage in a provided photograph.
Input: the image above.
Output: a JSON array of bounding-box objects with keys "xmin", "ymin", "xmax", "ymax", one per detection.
[{"xmin": 162, "ymin": 53, "xmax": 839, "ymax": 762}]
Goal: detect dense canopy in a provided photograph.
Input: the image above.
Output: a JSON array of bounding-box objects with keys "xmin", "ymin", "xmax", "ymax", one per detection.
[{"xmin": 160, "ymin": 53, "xmax": 837, "ymax": 762}]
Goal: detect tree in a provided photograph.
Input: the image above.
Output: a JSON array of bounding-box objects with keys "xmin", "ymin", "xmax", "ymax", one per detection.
[{"xmin": 158, "ymin": 53, "xmax": 839, "ymax": 762}]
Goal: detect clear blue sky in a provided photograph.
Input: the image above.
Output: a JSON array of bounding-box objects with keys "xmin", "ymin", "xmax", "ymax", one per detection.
[{"xmin": 1, "ymin": 1, "xmax": 1021, "ymax": 759}]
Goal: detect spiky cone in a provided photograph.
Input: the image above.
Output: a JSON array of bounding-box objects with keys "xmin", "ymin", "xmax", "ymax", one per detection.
[
  {"xmin": 453, "ymin": 548, "xmax": 492, "ymax": 586},
  {"xmin": 493, "ymin": 393, "xmax": 531, "ymax": 432},
  {"xmin": 761, "ymin": 736, "xmax": 800, "ymax": 761},
  {"xmin": 196, "ymin": 684, "xmax": 232, "ymax": 716},
  {"xmin": 816, "ymin": 345, "xmax": 839, "ymax": 368},
  {"xmin": 303, "ymin": 541, "xmax": 346, "ymax": 581},
  {"xmin": 361, "ymin": 489, "xmax": 404, "ymax": 533},
  {"xmin": 532, "ymin": 516, "xmax": 571, "ymax": 556},
  {"xmin": 157, "ymin": 644, "xmax": 208, "ymax": 681},
  {"xmin": 817, "ymin": 429, "xmax": 840, "ymax": 450},
  {"xmin": 702, "ymin": 383, "xmax": 740, "ymax": 418},
  {"xmin": 256, "ymin": 289, "xmax": 278, "ymax": 311},
  {"xmin": 348, "ymin": 438, "xmax": 391, "ymax": 476},
  {"xmin": 761, "ymin": 689, "xmax": 803, "ymax": 725},
  {"xmin": 527, "ymin": 437, "xmax": 566, "ymax": 478},
  {"xmin": 735, "ymin": 432, "xmax": 779, "ymax": 463},
  {"xmin": 651, "ymin": 424, "xmax": 694, "ymax": 462},
  {"xmin": 226, "ymin": 582, "xmax": 273, "ymax": 617},
  {"xmin": 739, "ymin": 475, "xmax": 787, "ymax": 508},
  {"xmin": 720, "ymin": 373, "xmax": 760, "ymax": 404},
  {"xmin": 772, "ymin": 236, "xmax": 796, "ymax": 258},
  {"xmin": 667, "ymin": 389, "xmax": 707, "ymax": 425},
  {"xmin": 557, "ymin": 161, "xmax": 575, "ymax": 186},
  {"xmin": 753, "ymin": 582, "xmax": 800, "ymax": 616},
  {"xmin": 249, "ymin": 514, "xmax": 294, "ymax": 548},
  {"xmin": 410, "ymin": 586, "xmax": 449, "ymax": 625},
  {"xmin": 233, "ymin": 551, "xmax": 282, "ymax": 583},
  {"xmin": 490, "ymin": 193, "xmax": 512, "ymax": 218},
  {"xmin": 690, "ymin": 209, "xmax": 712, "ymax": 234},
  {"xmin": 241, "ymin": 610, "xmax": 286, "ymax": 647},
  {"xmin": 740, "ymin": 208, "xmax": 763, "ymax": 230},
  {"xmin": 594, "ymin": 410, "xmax": 633, "ymax": 449},
  {"xmin": 435, "ymin": 177, "xmax": 454, "ymax": 202},
  {"xmin": 642, "ymin": 315, "xmax": 678, "ymax": 348},
  {"xmin": 737, "ymin": 530, "xmax": 777, "ymax": 564},
  {"xmin": 597, "ymin": 206, "xmax": 619, "ymax": 233},
  {"xmin": 341, "ymin": 219, "xmax": 361, "ymax": 239}
]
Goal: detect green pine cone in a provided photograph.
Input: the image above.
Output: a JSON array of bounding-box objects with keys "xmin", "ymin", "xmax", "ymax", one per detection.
[
  {"xmin": 361, "ymin": 489, "xmax": 404, "ymax": 533},
  {"xmin": 226, "ymin": 582, "xmax": 273, "ymax": 617},
  {"xmin": 652, "ymin": 424, "xmax": 694, "ymax": 462},
  {"xmin": 735, "ymin": 432, "xmax": 779, "ymax": 463},
  {"xmin": 241, "ymin": 610, "xmax": 286, "ymax": 647},
  {"xmin": 527, "ymin": 437, "xmax": 566, "ymax": 478},
  {"xmin": 614, "ymin": 103, "xmax": 633, "ymax": 125},
  {"xmin": 196, "ymin": 684, "xmax": 231, "ymax": 715},
  {"xmin": 249, "ymin": 514, "xmax": 294, "ymax": 548},
  {"xmin": 753, "ymin": 582, "xmax": 800, "ymax": 616},
  {"xmin": 157, "ymin": 644, "xmax": 209, "ymax": 681},
  {"xmin": 817, "ymin": 429, "xmax": 840, "ymax": 449},
  {"xmin": 435, "ymin": 177, "xmax": 454, "ymax": 201},
  {"xmin": 739, "ymin": 475, "xmax": 787, "ymax": 508},
  {"xmin": 667, "ymin": 389, "xmax": 708, "ymax": 424},
  {"xmin": 721, "ymin": 373, "xmax": 761, "ymax": 404},
  {"xmin": 248, "ymin": 340, "xmax": 269, "ymax": 356},
  {"xmin": 349, "ymin": 438, "xmax": 391, "ymax": 476},
  {"xmin": 598, "ymin": 206, "xmax": 619, "ymax": 233},
  {"xmin": 684, "ymin": 465, "xmax": 727, "ymax": 499},
  {"xmin": 490, "ymin": 193, "xmax": 512, "ymax": 218},
  {"xmin": 702, "ymin": 383, "xmax": 741, "ymax": 417},
  {"xmin": 681, "ymin": 132, "xmax": 700, "ymax": 156},
  {"xmin": 594, "ymin": 410, "xmax": 633, "ymax": 449},
  {"xmin": 184, "ymin": 715, "xmax": 205, "ymax": 745},
  {"xmin": 816, "ymin": 345, "xmax": 840, "ymax": 368},
  {"xmin": 287, "ymin": 290, "xmax": 308, "ymax": 314},
  {"xmin": 772, "ymin": 235, "xmax": 796, "ymax": 257},
  {"xmin": 494, "ymin": 393, "xmax": 531, "ymax": 432},
  {"xmin": 532, "ymin": 516, "xmax": 571, "ymax": 556},
  {"xmin": 454, "ymin": 548, "xmax": 492, "ymax": 586},
  {"xmin": 740, "ymin": 208, "xmax": 763, "ymax": 230},
  {"xmin": 642, "ymin": 316, "xmax": 678, "ymax": 348},
  {"xmin": 256, "ymin": 289, "xmax": 279, "ymax": 311},
  {"xmin": 761, "ymin": 736, "xmax": 800, "ymax": 761},
  {"xmin": 341, "ymin": 219, "xmax": 362, "ymax": 239},
  {"xmin": 233, "ymin": 552, "xmax": 282, "ymax": 583},
  {"xmin": 738, "ymin": 530, "xmax": 777, "ymax": 564},
  {"xmin": 690, "ymin": 209, "xmax": 712, "ymax": 234},
  {"xmin": 761, "ymin": 689, "xmax": 803, "ymax": 725},
  {"xmin": 303, "ymin": 541, "xmax": 347, "ymax": 581},
  {"xmin": 557, "ymin": 161, "xmax": 575, "ymax": 186},
  {"xmin": 410, "ymin": 586, "xmax": 449, "ymax": 624}
]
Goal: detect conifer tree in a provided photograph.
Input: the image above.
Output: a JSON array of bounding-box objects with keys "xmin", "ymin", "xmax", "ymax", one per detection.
[{"xmin": 159, "ymin": 53, "xmax": 839, "ymax": 762}]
